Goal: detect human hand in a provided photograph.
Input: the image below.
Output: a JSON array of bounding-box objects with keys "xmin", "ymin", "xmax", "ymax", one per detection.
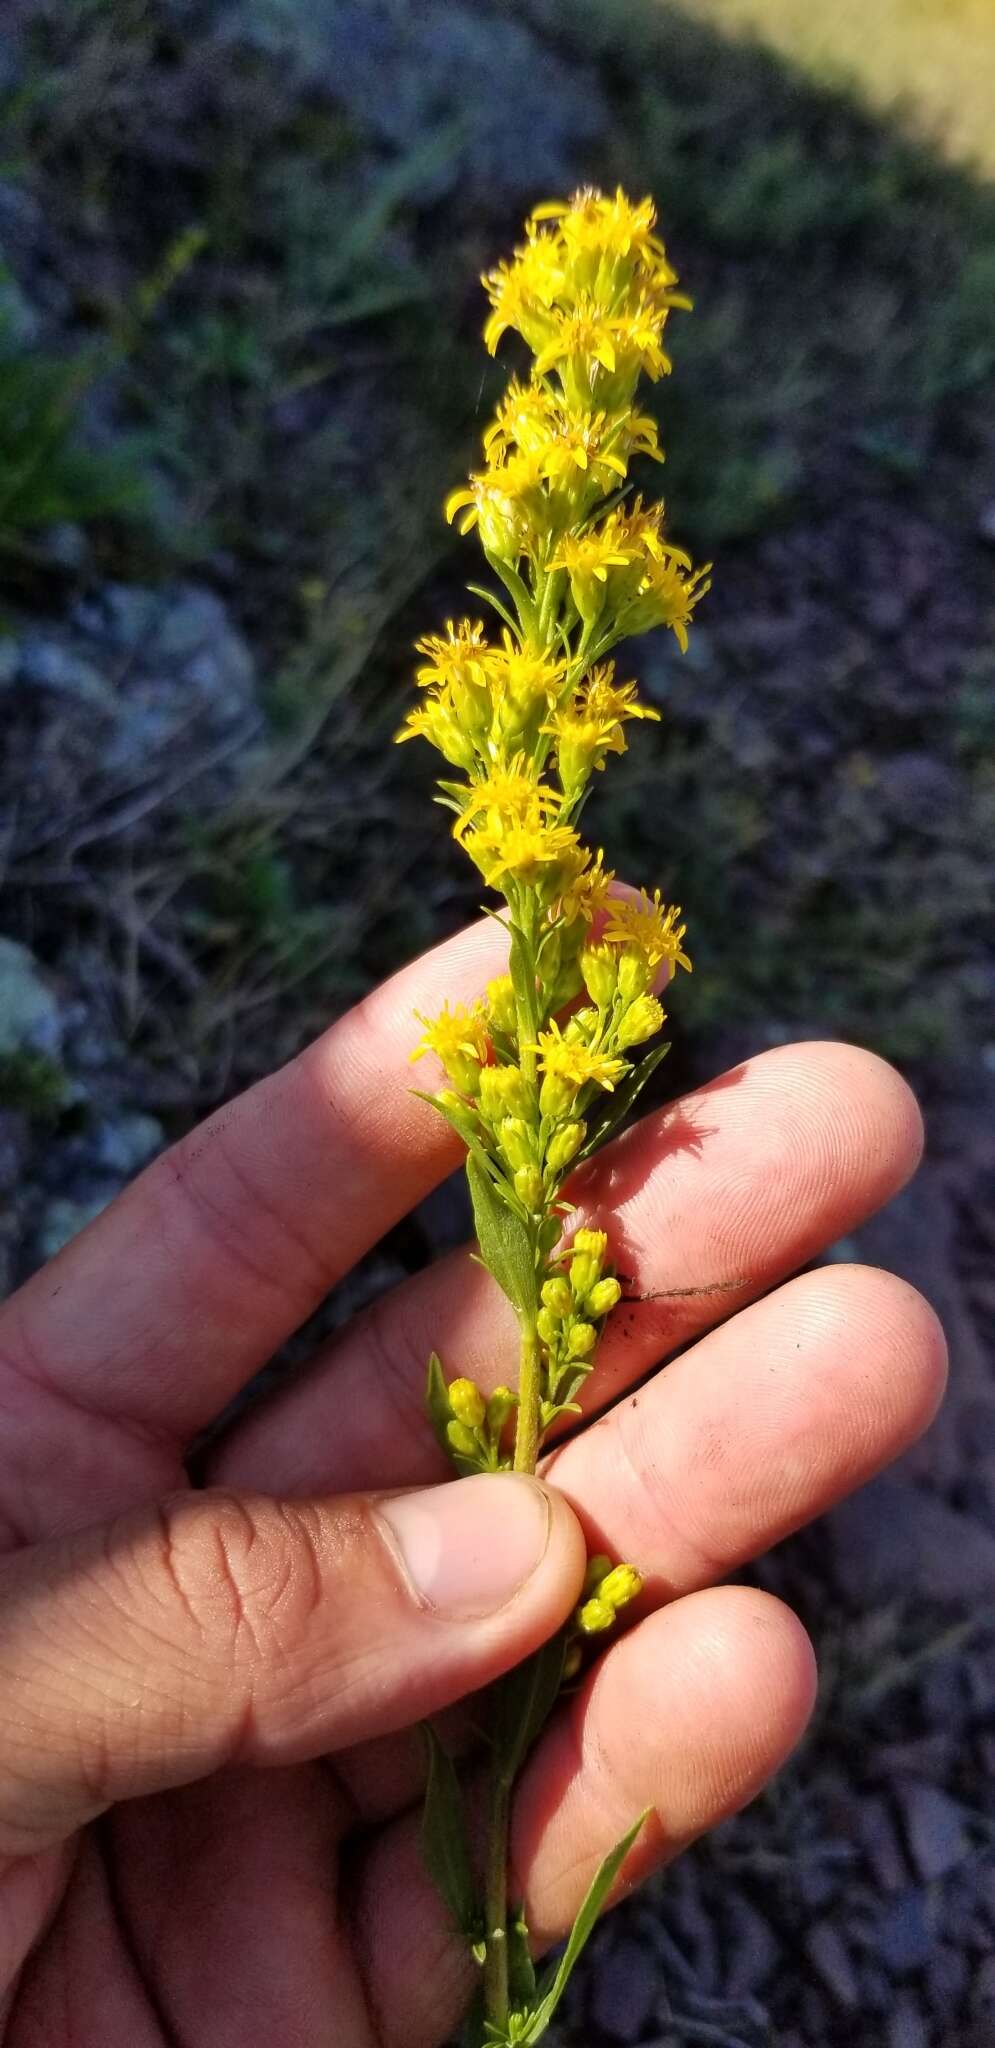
[{"xmin": 0, "ymin": 916, "xmax": 944, "ymax": 2046}]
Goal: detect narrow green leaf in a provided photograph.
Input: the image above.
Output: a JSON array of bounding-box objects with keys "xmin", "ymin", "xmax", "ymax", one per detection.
[
  {"xmin": 507, "ymin": 1907, "xmax": 537, "ymax": 2008},
  {"xmin": 490, "ymin": 1633, "xmax": 567, "ymax": 1787},
  {"xmin": 467, "ymin": 581, "xmax": 521, "ymax": 637},
  {"xmin": 420, "ymin": 1724, "xmax": 481, "ymax": 1942},
  {"xmin": 523, "ymin": 1811, "xmax": 649, "ymax": 2040},
  {"xmin": 507, "ymin": 924, "xmax": 536, "ymax": 1028},
  {"xmin": 575, "ymin": 1043, "xmax": 671, "ymax": 1164},
  {"xmin": 425, "ymin": 1352, "xmax": 454, "ymax": 1461},
  {"xmin": 466, "ymin": 1152, "xmax": 537, "ymax": 1320}
]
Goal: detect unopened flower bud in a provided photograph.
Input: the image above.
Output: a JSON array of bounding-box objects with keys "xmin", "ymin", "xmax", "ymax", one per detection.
[
  {"xmin": 448, "ymin": 1377, "xmax": 486, "ymax": 1430},
  {"xmin": 514, "ymin": 1163, "xmax": 545, "ymax": 1211},
  {"xmin": 599, "ymin": 1562, "xmax": 643, "ymax": 1610},
  {"xmin": 617, "ymin": 944, "xmax": 651, "ymax": 1001},
  {"xmin": 582, "ymin": 1553, "xmax": 613, "ymax": 1597},
  {"xmin": 570, "ymin": 1229, "xmax": 607, "ymax": 1298},
  {"xmin": 486, "ymin": 975, "xmax": 518, "ymax": 1035},
  {"xmin": 446, "ymin": 1052, "xmax": 482, "ymax": 1097},
  {"xmin": 541, "ymin": 1276, "xmax": 574, "ymax": 1318},
  {"xmin": 539, "ymin": 1069, "xmax": 575, "ymax": 1119},
  {"xmin": 536, "ymin": 1307, "xmax": 559, "ymax": 1346},
  {"xmin": 479, "ymin": 1064, "xmax": 531, "ymax": 1121},
  {"xmin": 577, "ymin": 1594, "xmax": 614, "ymax": 1634},
  {"xmin": 446, "ymin": 1419, "xmax": 480, "ymax": 1459},
  {"xmin": 499, "ymin": 1116, "xmax": 534, "ymax": 1171},
  {"xmin": 586, "ymin": 1275, "xmax": 622, "ymax": 1318},
  {"xmin": 569, "ymin": 1320, "xmax": 597, "ymax": 1359},
  {"xmin": 546, "ymin": 1119, "xmax": 585, "ymax": 1172},
  {"xmin": 617, "ymin": 994, "xmax": 664, "ymax": 1050},
  {"xmin": 580, "ymin": 942, "xmax": 618, "ymax": 1009},
  {"xmin": 486, "ymin": 1384, "xmax": 517, "ymax": 1432}
]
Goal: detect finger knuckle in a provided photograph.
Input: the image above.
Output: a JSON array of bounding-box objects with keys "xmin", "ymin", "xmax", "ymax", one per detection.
[{"xmin": 152, "ymin": 1489, "xmax": 326, "ymax": 1665}]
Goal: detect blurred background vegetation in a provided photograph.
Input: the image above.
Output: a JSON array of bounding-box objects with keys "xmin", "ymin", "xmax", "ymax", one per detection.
[{"xmin": 1, "ymin": 4, "xmax": 994, "ymax": 2042}]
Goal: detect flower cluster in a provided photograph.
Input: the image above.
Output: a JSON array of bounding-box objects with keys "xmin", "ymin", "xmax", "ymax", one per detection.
[
  {"xmin": 403, "ymin": 186, "xmax": 707, "ymax": 1475},
  {"xmin": 405, "ymin": 189, "xmax": 712, "ymax": 2047}
]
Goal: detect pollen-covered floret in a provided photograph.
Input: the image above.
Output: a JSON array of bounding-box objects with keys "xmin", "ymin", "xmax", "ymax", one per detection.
[{"xmin": 602, "ymin": 887, "xmax": 692, "ymax": 973}]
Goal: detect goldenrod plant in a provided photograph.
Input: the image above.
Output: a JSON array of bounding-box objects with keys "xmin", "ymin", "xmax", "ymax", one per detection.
[{"xmin": 399, "ymin": 188, "xmax": 710, "ymax": 2045}]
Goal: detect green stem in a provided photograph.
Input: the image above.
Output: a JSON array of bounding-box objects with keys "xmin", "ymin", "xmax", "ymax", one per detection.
[
  {"xmin": 513, "ymin": 1321, "xmax": 543, "ymax": 1475},
  {"xmin": 483, "ymin": 1769, "xmax": 511, "ymax": 2031}
]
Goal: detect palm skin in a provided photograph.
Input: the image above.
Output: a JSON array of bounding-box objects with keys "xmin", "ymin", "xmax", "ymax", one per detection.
[{"xmin": 0, "ymin": 918, "xmax": 944, "ymax": 2047}]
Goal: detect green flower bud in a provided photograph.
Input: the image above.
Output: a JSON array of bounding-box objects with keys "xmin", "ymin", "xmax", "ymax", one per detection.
[
  {"xmin": 448, "ymin": 1377, "xmax": 486, "ymax": 1430},
  {"xmin": 486, "ymin": 975, "xmax": 518, "ymax": 1035},
  {"xmin": 617, "ymin": 944, "xmax": 651, "ymax": 1001},
  {"xmin": 581, "ymin": 1553, "xmax": 613, "ymax": 1596},
  {"xmin": 536, "ymin": 1306, "xmax": 559, "ymax": 1347},
  {"xmin": 486, "ymin": 1384, "xmax": 517, "ymax": 1432},
  {"xmin": 546, "ymin": 1119, "xmax": 585, "ymax": 1172},
  {"xmin": 570, "ymin": 1228, "xmax": 607, "ymax": 1299},
  {"xmin": 586, "ymin": 1275, "xmax": 622, "ymax": 1318},
  {"xmin": 617, "ymin": 994, "xmax": 664, "ymax": 1050},
  {"xmin": 541, "ymin": 1276, "xmax": 574, "ymax": 1318},
  {"xmin": 479, "ymin": 1063, "xmax": 532, "ymax": 1121},
  {"xmin": 514, "ymin": 1163, "xmax": 545, "ymax": 1211},
  {"xmin": 498, "ymin": 1116, "xmax": 534, "ymax": 1171},
  {"xmin": 447, "ymin": 1419, "xmax": 480, "ymax": 1459},
  {"xmin": 445, "ymin": 1052, "xmax": 482, "ymax": 1097},
  {"xmin": 539, "ymin": 1069, "xmax": 575, "ymax": 1120},
  {"xmin": 569, "ymin": 1320, "xmax": 597, "ymax": 1359},
  {"xmin": 580, "ymin": 942, "xmax": 618, "ymax": 1009}
]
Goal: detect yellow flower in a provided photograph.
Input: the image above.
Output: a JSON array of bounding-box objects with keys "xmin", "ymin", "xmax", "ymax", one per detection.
[
  {"xmin": 534, "ymin": 1020, "xmax": 628, "ymax": 1094},
  {"xmin": 557, "ymin": 849, "xmax": 615, "ymax": 924},
  {"xmin": 481, "ymin": 233, "xmax": 565, "ymax": 355},
  {"xmin": 487, "ymin": 635, "xmax": 568, "ymax": 712},
  {"xmin": 623, "ymin": 551, "xmax": 712, "ymax": 651},
  {"xmin": 411, "ymin": 1001, "xmax": 490, "ymax": 1093},
  {"xmin": 602, "ymin": 888, "xmax": 692, "ymax": 973},
  {"xmin": 414, "ymin": 618, "xmax": 489, "ymax": 689},
  {"xmin": 395, "ymin": 700, "xmax": 476, "ymax": 770},
  {"xmin": 544, "ymin": 663, "xmax": 659, "ymax": 792},
  {"xmin": 533, "ymin": 303, "xmax": 621, "ymax": 380},
  {"xmin": 531, "ymin": 189, "xmax": 670, "ymax": 275},
  {"xmin": 584, "ymin": 662, "xmax": 660, "ymax": 729},
  {"xmin": 549, "ymin": 527, "xmax": 633, "ymax": 622},
  {"xmin": 468, "ymin": 820, "xmax": 586, "ymax": 898},
  {"xmin": 445, "ymin": 449, "xmax": 551, "ymax": 560},
  {"xmin": 453, "ymin": 764, "xmax": 560, "ymax": 844}
]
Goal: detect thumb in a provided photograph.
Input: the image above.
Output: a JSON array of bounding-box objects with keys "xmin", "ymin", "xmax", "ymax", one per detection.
[{"xmin": 0, "ymin": 1476, "xmax": 585, "ymax": 1854}]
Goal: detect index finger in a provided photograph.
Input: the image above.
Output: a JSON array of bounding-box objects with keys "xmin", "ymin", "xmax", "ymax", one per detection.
[{"xmin": 0, "ymin": 916, "xmax": 506, "ymax": 1456}]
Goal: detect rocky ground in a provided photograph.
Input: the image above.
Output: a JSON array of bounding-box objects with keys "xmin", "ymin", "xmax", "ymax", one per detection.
[{"xmin": 1, "ymin": 1, "xmax": 994, "ymax": 2042}]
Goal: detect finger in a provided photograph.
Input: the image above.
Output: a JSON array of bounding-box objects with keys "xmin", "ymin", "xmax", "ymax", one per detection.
[
  {"xmin": 350, "ymin": 1587, "xmax": 816, "ymax": 2048},
  {"xmin": 215, "ymin": 1040, "xmax": 923, "ymax": 1494},
  {"xmin": 0, "ymin": 1475, "xmax": 584, "ymax": 1855},
  {"xmin": 310, "ymin": 1258, "xmax": 944, "ymax": 1834},
  {"xmin": 0, "ymin": 916, "xmax": 509, "ymax": 1539}
]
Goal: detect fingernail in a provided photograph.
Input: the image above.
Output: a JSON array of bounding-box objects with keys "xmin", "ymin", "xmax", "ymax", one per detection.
[{"xmin": 376, "ymin": 1473, "xmax": 551, "ymax": 1620}]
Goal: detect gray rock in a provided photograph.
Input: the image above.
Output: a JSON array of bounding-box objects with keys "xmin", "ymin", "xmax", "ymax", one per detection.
[
  {"xmin": 38, "ymin": 1188, "xmax": 120, "ymax": 1261},
  {"xmin": 854, "ymin": 1793, "xmax": 911, "ymax": 1893},
  {"xmin": 876, "ymin": 1888, "xmax": 933, "ymax": 1974},
  {"xmin": 827, "ymin": 1474, "xmax": 995, "ymax": 1604},
  {"xmin": 91, "ymin": 1113, "xmax": 164, "ymax": 1177},
  {"xmin": 590, "ymin": 1935, "xmax": 659, "ymax": 2042},
  {"xmin": 217, "ymin": 0, "xmax": 605, "ymax": 200},
  {"xmin": 897, "ymin": 1781, "xmax": 974, "ymax": 1884},
  {"xmin": 723, "ymin": 1893, "xmax": 780, "ymax": 1997},
  {"xmin": 887, "ymin": 1993, "xmax": 930, "ymax": 2048},
  {"xmin": 928, "ymin": 1941, "xmax": 969, "ymax": 2013},
  {"xmin": 17, "ymin": 634, "xmax": 113, "ymax": 707},
  {"xmin": 804, "ymin": 1922, "xmax": 860, "ymax": 2008},
  {"xmin": 0, "ymin": 938, "xmax": 63, "ymax": 1059}
]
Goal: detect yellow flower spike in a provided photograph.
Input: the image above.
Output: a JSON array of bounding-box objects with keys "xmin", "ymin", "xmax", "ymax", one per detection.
[
  {"xmin": 405, "ymin": 190, "xmax": 709, "ymax": 2041},
  {"xmin": 602, "ymin": 888, "xmax": 692, "ymax": 973}
]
